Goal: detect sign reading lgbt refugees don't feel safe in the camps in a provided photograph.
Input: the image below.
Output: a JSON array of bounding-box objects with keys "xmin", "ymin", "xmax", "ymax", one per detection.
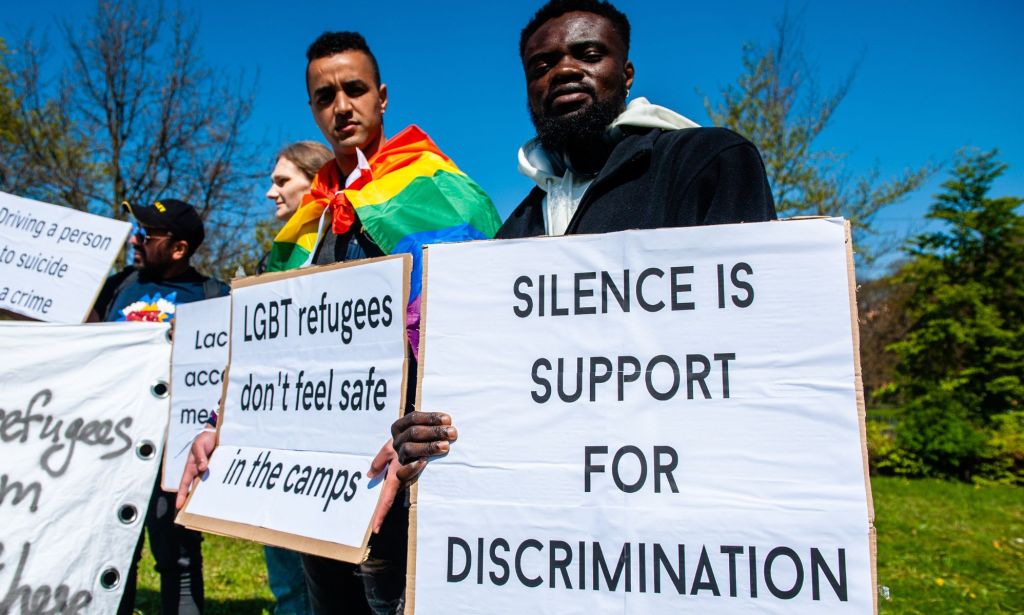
[
  {"xmin": 0, "ymin": 321, "xmax": 171, "ymax": 614},
  {"xmin": 0, "ymin": 191, "xmax": 130, "ymax": 323},
  {"xmin": 179, "ymin": 256, "xmax": 410, "ymax": 562},
  {"xmin": 409, "ymin": 219, "xmax": 875, "ymax": 614},
  {"xmin": 163, "ymin": 296, "xmax": 230, "ymax": 492}
]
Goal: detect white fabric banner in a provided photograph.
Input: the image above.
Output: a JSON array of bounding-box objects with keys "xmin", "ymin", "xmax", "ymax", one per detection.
[
  {"xmin": 180, "ymin": 256, "xmax": 409, "ymax": 560},
  {"xmin": 163, "ymin": 296, "xmax": 231, "ymax": 491},
  {"xmin": 411, "ymin": 219, "xmax": 873, "ymax": 614},
  {"xmin": 0, "ymin": 321, "xmax": 171, "ymax": 614},
  {"xmin": 0, "ymin": 192, "xmax": 130, "ymax": 323}
]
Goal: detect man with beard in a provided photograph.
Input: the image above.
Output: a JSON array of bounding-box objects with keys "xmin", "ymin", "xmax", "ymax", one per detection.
[
  {"xmin": 502, "ymin": 0, "xmax": 775, "ymax": 237},
  {"xmin": 387, "ymin": 0, "xmax": 776, "ymax": 489},
  {"xmin": 91, "ymin": 199, "xmax": 227, "ymax": 615},
  {"xmin": 93, "ymin": 200, "xmax": 227, "ymax": 324}
]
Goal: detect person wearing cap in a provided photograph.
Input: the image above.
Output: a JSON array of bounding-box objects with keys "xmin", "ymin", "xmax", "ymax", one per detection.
[
  {"xmin": 91, "ymin": 198, "xmax": 227, "ymax": 615},
  {"xmin": 91, "ymin": 199, "xmax": 227, "ymax": 323}
]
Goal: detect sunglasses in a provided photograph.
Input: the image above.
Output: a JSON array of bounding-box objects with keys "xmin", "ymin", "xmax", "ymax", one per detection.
[{"xmin": 133, "ymin": 225, "xmax": 175, "ymax": 244}]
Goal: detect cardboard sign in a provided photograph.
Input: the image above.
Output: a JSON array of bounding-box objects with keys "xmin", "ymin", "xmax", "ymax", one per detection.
[
  {"xmin": 0, "ymin": 192, "xmax": 130, "ymax": 323},
  {"xmin": 408, "ymin": 219, "xmax": 875, "ymax": 614},
  {"xmin": 163, "ymin": 296, "xmax": 231, "ymax": 492},
  {"xmin": 0, "ymin": 321, "xmax": 171, "ymax": 613},
  {"xmin": 178, "ymin": 256, "xmax": 411, "ymax": 562}
]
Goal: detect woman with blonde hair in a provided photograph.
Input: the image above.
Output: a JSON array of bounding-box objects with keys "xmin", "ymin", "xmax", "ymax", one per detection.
[
  {"xmin": 257, "ymin": 141, "xmax": 334, "ymax": 276},
  {"xmin": 267, "ymin": 141, "xmax": 334, "ymax": 221}
]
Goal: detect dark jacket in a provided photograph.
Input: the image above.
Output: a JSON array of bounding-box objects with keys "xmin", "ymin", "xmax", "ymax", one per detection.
[{"xmin": 498, "ymin": 127, "xmax": 776, "ymax": 239}]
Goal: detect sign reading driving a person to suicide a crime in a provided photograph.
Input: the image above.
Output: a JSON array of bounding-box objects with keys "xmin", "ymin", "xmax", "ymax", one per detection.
[
  {"xmin": 409, "ymin": 218, "xmax": 875, "ymax": 614},
  {"xmin": 178, "ymin": 255, "xmax": 410, "ymax": 562},
  {"xmin": 0, "ymin": 191, "xmax": 129, "ymax": 323}
]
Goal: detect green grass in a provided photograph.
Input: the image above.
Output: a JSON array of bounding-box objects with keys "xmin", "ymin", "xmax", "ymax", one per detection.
[
  {"xmin": 133, "ymin": 478, "xmax": 1023, "ymax": 613},
  {"xmin": 874, "ymin": 477, "xmax": 1023, "ymax": 614},
  {"xmin": 136, "ymin": 533, "xmax": 274, "ymax": 614}
]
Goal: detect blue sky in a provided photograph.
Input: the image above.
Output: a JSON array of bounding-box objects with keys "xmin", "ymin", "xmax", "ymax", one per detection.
[{"xmin": 3, "ymin": 0, "xmax": 1022, "ymax": 273}]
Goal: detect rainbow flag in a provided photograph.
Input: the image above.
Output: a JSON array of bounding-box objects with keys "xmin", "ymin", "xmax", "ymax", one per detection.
[{"xmin": 266, "ymin": 125, "xmax": 501, "ymax": 351}]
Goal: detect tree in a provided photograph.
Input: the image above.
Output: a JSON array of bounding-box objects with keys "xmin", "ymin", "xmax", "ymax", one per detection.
[
  {"xmin": 857, "ymin": 272, "xmax": 913, "ymax": 402},
  {"xmin": 0, "ymin": 39, "xmax": 96, "ymax": 210},
  {"xmin": 2, "ymin": 1, "xmax": 264, "ymax": 279},
  {"xmin": 883, "ymin": 149, "xmax": 1024, "ymax": 477},
  {"xmin": 704, "ymin": 13, "xmax": 935, "ymax": 264}
]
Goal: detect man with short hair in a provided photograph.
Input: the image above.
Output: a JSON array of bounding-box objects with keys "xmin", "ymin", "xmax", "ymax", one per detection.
[
  {"xmin": 92, "ymin": 198, "xmax": 227, "ymax": 615},
  {"xmin": 178, "ymin": 31, "xmax": 499, "ymax": 615},
  {"xmin": 389, "ymin": 0, "xmax": 776, "ymax": 494},
  {"xmin": 183, "ymin": 32, "xmax": 393, "ymax": 615}
]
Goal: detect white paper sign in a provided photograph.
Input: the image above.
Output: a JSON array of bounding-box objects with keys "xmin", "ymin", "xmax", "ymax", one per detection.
[
  {"xmin": 0, "ymin": 321, "xmax": 171, "ymax": 614},
  {"xmin": 411, "ymin": 219, "xmax": 874, "ymax": 614},
  {"xmin": 0, "ymin": 192, "xmax": 130, "ymax": 323},
  {"xmin": 179, "ymin": 256, "xmax": 410, "ymax": 561},
  {"xmin": 163, "ymin": 296, "xmax": 231, "ymax": 491}
]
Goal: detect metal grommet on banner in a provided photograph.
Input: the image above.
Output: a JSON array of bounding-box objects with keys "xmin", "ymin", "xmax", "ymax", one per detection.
[
  {"xmin": 136, "ymin": 440, "xmax": 157, "ymax": 460},
  {"xmin": 99, "ymin": 567, "xmax": 120, "ymax": 590},
  {"xmin": 151, "ymin": 381, "xmax": 169, "ymax": 398},
  {"xmin": 117, "ymin": 504, "xmax": 139, "ymax": 525}
]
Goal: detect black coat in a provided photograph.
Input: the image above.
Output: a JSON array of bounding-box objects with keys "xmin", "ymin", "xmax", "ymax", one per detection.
[{"xmin": 497, "ymin": 127, "xmax": 776, "ymax": 239}]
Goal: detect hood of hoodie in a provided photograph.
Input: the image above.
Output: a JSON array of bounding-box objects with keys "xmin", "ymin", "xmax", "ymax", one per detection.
[{"xmin": 517, "ymin": 97, "xmax": 700, "ymax": 191}]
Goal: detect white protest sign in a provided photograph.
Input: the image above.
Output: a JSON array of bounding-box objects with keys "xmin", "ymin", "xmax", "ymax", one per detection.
[
  {"xmin": 179, "ymin": 256, "xmax": 410, "ymax": 562},
  {"xmin": 409, "ymin": 219, "xmax": 875, "ymax": 614},
  {"xmin": 163, "ymin": 296, "xmax": 231, "ymax": 491},
  {"xmin": 0, "ymin": 192, "xmax": 130, "ymax": 323},
  {"xmin": 0, "ymin": 321, "xmax": 171, "ymax": 614}
]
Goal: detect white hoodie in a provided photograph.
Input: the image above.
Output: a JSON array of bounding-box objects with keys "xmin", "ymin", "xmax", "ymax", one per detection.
[{"xmin": 517, "ymin": 97, "xmax": 700, "ymax": 235}]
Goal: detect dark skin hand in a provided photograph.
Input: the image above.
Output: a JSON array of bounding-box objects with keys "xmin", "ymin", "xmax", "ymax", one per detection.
[
  {"xmin": 391, "ymin": 411, "xmax": 458, "ymax": 466},
  {"xmin": 364, "ymin": 413, "xmax": 456, "ymax": 532}
]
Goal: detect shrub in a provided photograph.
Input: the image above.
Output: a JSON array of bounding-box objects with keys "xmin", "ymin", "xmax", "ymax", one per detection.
[
  {"xmin": 895, "ymin": 391, "xmax": 988, "ymax": 480},
  {"xmin": 866, "ymin": 419, "xmax": 927, "ymax": 476},
  {"xmin": 975, "ymin": 411, "xmax": 1024, "ymax": 485}
]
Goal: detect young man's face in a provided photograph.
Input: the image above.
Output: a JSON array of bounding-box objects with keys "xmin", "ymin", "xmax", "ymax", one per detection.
[
  {"xmin": 307, "ymin": 51, "xmax": 388, "ymax": 159},
  {"xmin": 522, "ymin": 11, "xmax": 634, "ymax": 150}
]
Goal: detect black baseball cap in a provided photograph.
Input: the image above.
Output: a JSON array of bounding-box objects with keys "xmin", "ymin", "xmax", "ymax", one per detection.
[{"xmin": 122, "ymin": 199, "xmax": 205, "ymax": 250}]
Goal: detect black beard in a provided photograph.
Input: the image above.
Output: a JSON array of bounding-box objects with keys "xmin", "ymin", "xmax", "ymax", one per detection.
[{"xmin": 530, "ymin": 91, "xmax": 626, "ymax": 154}]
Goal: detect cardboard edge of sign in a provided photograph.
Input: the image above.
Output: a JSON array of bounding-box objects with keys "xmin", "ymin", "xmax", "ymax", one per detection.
[
  {"xmin": 403, "ymin": 218, "xmax": 878, "ymax": 614},
  {"xmin": 176, "ymin": 253, "xmax": 413, "ymax": 565},
  {"xmin": 403, "ymin": 244, "xmax": 431, "ymax": 615},
  {"xmin": 844, "ymin": 220, "xmax": 879, "ymax": 615}
]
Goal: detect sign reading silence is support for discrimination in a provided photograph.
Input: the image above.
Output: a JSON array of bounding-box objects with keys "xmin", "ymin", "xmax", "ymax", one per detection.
[
  {"xmin": 178, "ymin": 255, "xmax": 411, "ymax": 562},
  {"xmin": 408, "ymin": 219, "xmax": 875, "ymax": 614}
]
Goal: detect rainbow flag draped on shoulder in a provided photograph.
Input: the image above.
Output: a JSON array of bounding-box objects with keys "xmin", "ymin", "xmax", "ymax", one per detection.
[{"xmin": 266, "ymin": 125, "xmax": 502, "ymax": 351}]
